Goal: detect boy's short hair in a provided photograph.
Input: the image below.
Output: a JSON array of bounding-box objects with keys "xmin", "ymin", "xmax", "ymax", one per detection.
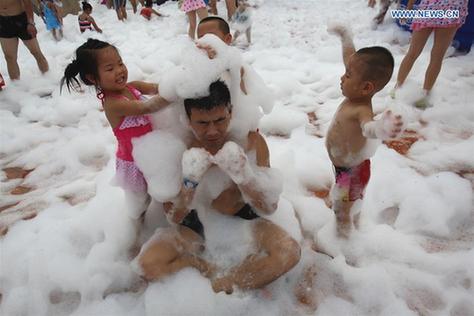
[
  {"xmin": 184, "ymin": 80, "xmax": 232, "ymax": 117},
  {"xmin": 355, "ymin": 46, "xmax": 394, "ymax": 92},
  {"xmin": 198, "ymin": 16, "xmax": 230, "ymax": 35}
]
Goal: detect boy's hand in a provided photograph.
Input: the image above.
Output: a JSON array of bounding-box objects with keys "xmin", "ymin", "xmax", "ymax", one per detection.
[
  {"xmin": 213, "ymin": 142, "xmax": 253, "ymax": 185},
  {"xmin": 327, "ymin": 24, "xmax": 350, "ymax": 39},
  {"xmin": 182, "ymin": 147, "xmax": 213, "ymax": 185},
  {"xmin": 363, "ymin": 110, "xmax": 403, "ymax": 140},
  {"xmin": 196, "ymin": 43, "xmax": 217, "ymax": 59},
  {"xmin": 381, "ymin": 110, "xmax": 403, "ymax": 139}
]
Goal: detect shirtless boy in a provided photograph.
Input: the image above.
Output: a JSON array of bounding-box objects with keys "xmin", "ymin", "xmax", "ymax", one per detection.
[
  {"xmin": 326, "ymin": 25, "xmax": 403, "ymax": 238},
  {"xmin": 138, "ymin": 80, "xmax": 300, "ymax": 294},
  {"xmin": 0, "ymin": 0, "xmax": 49, "ymax": 80}
]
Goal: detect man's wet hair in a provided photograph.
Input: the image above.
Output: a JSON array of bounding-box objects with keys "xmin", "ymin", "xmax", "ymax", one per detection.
[
  {"xmin": 198, "ymin": 16, "xmax": 230, "ymax": 35},
  {"xmin": 184, "ymin": 80, "xmax": 232, "ymax": 117},
  {"xmin": 355, "ymin": 46, "xmax": 394, "ymax": 92}
]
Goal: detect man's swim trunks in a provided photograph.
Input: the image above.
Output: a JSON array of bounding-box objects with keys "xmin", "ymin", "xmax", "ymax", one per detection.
[
  {"xmin": 180, "ymin": 204, "xmax": 260, "ymax": 238},
  {"xmin": 0, "ymin": 12, "xmax": 34, "ymax": 40},
  {"xmin": 334, "ymin": 159, "xmax": 371, "ymax": 202}
]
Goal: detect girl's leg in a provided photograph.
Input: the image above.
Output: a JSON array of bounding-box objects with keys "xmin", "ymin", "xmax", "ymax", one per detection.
[
  {"xmin": 245, "ymin": 27, "xmax": 251, "ymax": 44},
  {"xmin": 196, "ymin": 7, "xmax": 208, "ymax": 20},
  {"xmin": 396, "ymin": 28, "xmax": 432, "ymax": 87},
  {"xmin": 225, "ymin": 0, "xmax": 236, "ymax": 20},
  {"xmin": 209, "ymin": 0, "xmax": 217, "ymax": 15},
  {"xmin": 187, "ymin": 11, "xmax": 197, "ymax": 39},
  {"xmin": 124, "ymin": 190, "xmax": 150, "ymax": 220},
  {"xmin": 52, "ymin": 29, "xmax": 58, "ymax": 41},
  {"xmin": 423, "ymin": 26, "xmax": 458, "ymax": 91}
]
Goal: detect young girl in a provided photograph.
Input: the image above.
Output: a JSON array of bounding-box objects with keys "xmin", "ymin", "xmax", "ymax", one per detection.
[
  {"xmin": 61, "ymin": 39, "xmax": 172, "ymax": 220},
  {"xmin": 40, "ymin": 0, "xmax": 63, "ymax": 41},
  {"xmin": 181, "ymin": 0, "xmax": 208, "ymax": 39},
  {"xmin": 78, "ymin": 1, "xmax": 103, "ymax": 33},
  {"xmin": 140, "ymin": 0, "xmax": 163, "ymax": 20},
  {"xmin": 394, "ymin": 0, "xmax": 469, "ymax": 108}
]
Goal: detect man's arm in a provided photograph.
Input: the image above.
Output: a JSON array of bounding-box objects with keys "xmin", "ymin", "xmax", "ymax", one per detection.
[
  {"xmin": 22, "ymin": 0, "xmax": 37, "ymax": 37},
  {"xmin": 214, "ymin": 138, "xmax": 282, "ymax": 215}
]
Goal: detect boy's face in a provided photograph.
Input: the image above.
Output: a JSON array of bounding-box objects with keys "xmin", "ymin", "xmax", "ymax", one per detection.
[
  {"xmin": 189, "ymin": 105, "xmax": 232, "ymax": 152},
  {"xmin": 340, "ymin": 54, "xmax": 373, "ymax": 99},
  {"xmin": 197, "ymin": 21, "xmax": 233, "ymax": 45}
]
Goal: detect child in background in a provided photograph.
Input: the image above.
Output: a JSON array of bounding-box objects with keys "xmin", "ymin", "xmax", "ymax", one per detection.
[
  {"xmin": 326, "ymin": 25, "xmax": 403, "ymax": 238},
  {"xmin": 231, "ymin": 0, "xmax": 253, "ymax": 45},
  {"xmin": 78, "ymin": 2, "xmax": 102, "ymax": 33},
  {"xmin": 140, "ymin": 0, "xmax": 163, "ymax": 20},
  {"xmin": 113, "ymin": 0, "xmax": 127, "ymax": 21},
  {"xmin": 131, "ymin": 0, "xmax": 145, "ymax": 14},
  {"xmin": 61, "ymin": 38, "xmax": 173, "ymax": 222},
  {"xmin": 40, "ymin": 0, "xmax": 63, "ymax": 41}
]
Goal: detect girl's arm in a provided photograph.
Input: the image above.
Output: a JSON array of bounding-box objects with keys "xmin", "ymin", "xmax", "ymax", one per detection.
[
  {"xmin": 129, "ymin": 81, "xmax": 159, "ymax": 95},
  {"xmin": 104, "ymin": 94, "xmax": 170, "ymax": 117},
  {"xmin": 89, "ymin": 16, "xmax": 102, "ymax": 33}
]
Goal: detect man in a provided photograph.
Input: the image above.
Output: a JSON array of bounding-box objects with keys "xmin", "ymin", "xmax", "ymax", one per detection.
[
  {"xmin": 0, "ymin": 0, "xmax": 49, "ymax": 80},
  {"xmin": 138, "ymin": 80, "xmax": 300, "ymax": 294}
]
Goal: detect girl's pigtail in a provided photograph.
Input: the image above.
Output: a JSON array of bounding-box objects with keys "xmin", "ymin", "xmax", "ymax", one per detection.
[{"xmin": 61, "ymin": 59, "xmax": 81, "ymax": 93}]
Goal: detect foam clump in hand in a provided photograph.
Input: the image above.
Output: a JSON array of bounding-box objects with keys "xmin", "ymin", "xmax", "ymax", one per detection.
[
  {"xmin": 213, "ymin": 141, "xmax": 253, "ymax": 185},
  {"xmin": 182, "ymin": 147, "xmax": 213, "ymax": 183}
]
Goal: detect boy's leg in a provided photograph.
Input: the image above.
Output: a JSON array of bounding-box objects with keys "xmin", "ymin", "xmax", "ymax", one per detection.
[
  {"xmin": 121, "ymin": 4, "xmax": 127, "ymax": 19},
  {"xmin": 423, "ymin": 27, "xmax": 458, "ymax": 91},
  {"xmin": 233, "ymin": 30, "xmax": 241, "ymax": 41},
  {"xmin": 22, "ymin": 38, "xmax": 49, "ymax": 74},
  {"xmin": 139, "ymin": 226, "xmax": 211, "ymax": 281},
  {"xmin": 0, "ymin": 37, "xmax": 20, "ymax": 79},
  {"xmin": 209, "ymin": 0, "xmax": 217, "ymax": 15},
  {"xmin": 333, "ymin": 199, "xmax": 354, "ymax": 238},
  {"xmin": 396, "ymin": 28, "xmax": 432, "ymax": 87},
  {"xmin": 225, "ymin": 0, "xmax": 236, "ymax": 20},
  {"xmin": 245, "ymin": 27, "xmax": 251, "ymax": 43},
  {"xmin": 212, "ymin": 219, "xmax": 301, "ymax": 293},
  {"xmin": 130, "ymin": 0, "xmax": 138, "ymax": 13}
]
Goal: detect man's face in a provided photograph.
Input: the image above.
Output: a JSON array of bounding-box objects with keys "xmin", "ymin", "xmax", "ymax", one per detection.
[
  {"xmin": 197, "ymin": 21, "xmax": 233, "ymax": 45},
  {"xmin": 189, "ymin": 105, "xmax": 232, "ymax": 152}
]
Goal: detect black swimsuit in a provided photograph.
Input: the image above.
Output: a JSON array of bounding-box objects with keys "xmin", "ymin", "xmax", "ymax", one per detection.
[
  {"xmin": 0, "ymin": 12, "xmax": 33, "ymax": 41},
  {"xmin": 180, "ymin": 204, "xmax": 259, "ymax": 238}
]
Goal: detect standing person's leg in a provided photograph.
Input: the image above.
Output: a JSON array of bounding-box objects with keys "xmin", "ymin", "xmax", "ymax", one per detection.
[
  {"xmin": 22, "ymin": 38, "xmax": 49, "ymax": 74},
  {"xmin": 187, "ymin": 10, "xmax": 197, "ymax": 39},
  {"xmin": 0, "ymin": 38, "xmax": 21, "ymax": 80},
  {"xmin": 209, "ymin": 0, "xmax": 217, "ymax": 14},
  {"xmin": 396, "ymin": 28, "xmax": 432, "ymax": 87},
  {"xmin": 245, "ymin": 27, "xmax": 251, "ymax": 44},
  {"xmin": 196, "ymin": 7, "xmax": 208, "ymax": 20},
  {"xmin": 130, "ymin": 0, "xmax": 138, "ymax": 13},
  {"xmin": 423, "ymin": 27, "xmax": 458, "ymax": 91},
  {"xmin": 225, "ymin": 0, "xmax": 236, "ymax": 20},
  {"xmin": 121, "ymin": 1, "xmax": 128, "ymax": 20}
]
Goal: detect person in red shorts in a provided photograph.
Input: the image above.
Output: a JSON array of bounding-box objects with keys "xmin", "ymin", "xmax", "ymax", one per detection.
[
  {"xmin": 140, "ymin": 0, "xmax": 163, "ymax": 20},
  {"xmin": 326, "ymin": 25, "xmax": 404, "ymax": 238}
]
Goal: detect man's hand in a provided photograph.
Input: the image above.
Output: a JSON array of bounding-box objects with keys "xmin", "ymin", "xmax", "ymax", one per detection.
[
  {"xmin": 182, "ymin": 147, "xmax": 213, "ymax": 185},
  {"xmin": 26, "ymin": 23, "xmax": 37, "ymax": 38},
  {"xmin": 214, "ymin": 142, "xmax": 253, "ymax": 185}
]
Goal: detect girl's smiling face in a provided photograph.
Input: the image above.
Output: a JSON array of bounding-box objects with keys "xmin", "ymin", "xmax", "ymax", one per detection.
[{"xmin": 95, "ymin": 46, "xmax": 128, "ymax": 93}]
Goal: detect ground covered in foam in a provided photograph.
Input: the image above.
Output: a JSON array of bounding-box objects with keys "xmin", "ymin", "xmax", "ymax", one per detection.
[{"xmin": 1, "ymin": 0, "xmax": 473, "ymax": 315}]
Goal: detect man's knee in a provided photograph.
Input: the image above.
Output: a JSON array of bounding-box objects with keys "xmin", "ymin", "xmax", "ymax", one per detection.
[
  {"xmin": 275, "ymin": 237, "xmax": 301, "ymax": 272},
  {"xmin": 4, "ymin": 53, "xmax": 17, "ymax": 63}
]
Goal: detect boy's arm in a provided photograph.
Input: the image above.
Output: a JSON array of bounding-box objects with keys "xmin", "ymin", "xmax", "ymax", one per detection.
[
  {"xmin": 328, "ymin": 25, "xmax": 355, "ymax": 68},
  {"xmin": 103, "ymin": 94, "xmax": 170, "ymax": 117},
  {"xmin": 129, "ymin": 81, "xmax": 159, "ymax": 95},
  {"xmin": 360, "ymin": 109, "xmax": 403, "ymax": 140}
]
